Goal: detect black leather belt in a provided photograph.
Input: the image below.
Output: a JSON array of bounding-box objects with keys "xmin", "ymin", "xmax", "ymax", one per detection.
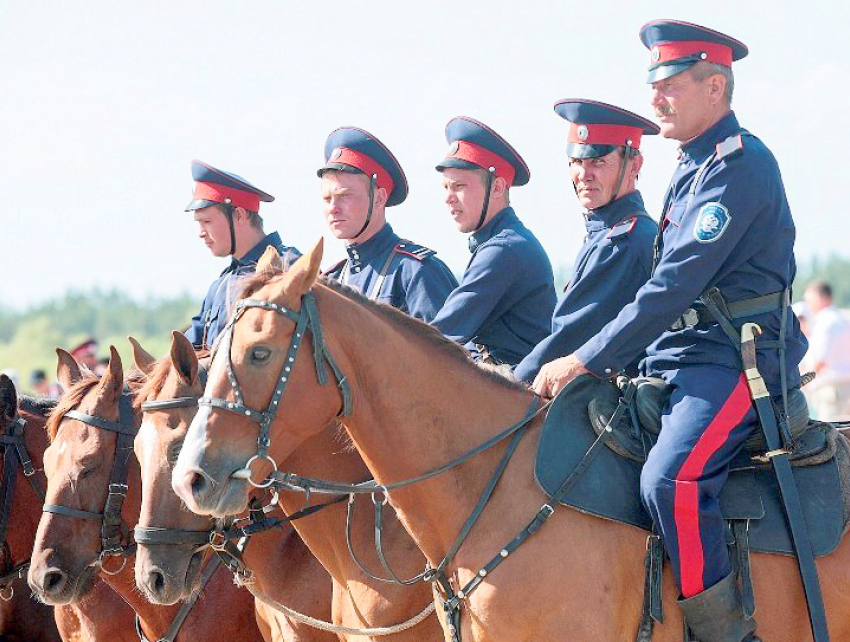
[{"xmin": 671, "ymin": 291, "xmax": 784, "ymax": 331}]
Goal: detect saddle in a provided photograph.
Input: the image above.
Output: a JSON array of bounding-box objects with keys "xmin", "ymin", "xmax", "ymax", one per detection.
[{"xmin": 534, "ymin": 375, "xmax": 850, "ymax": 558}]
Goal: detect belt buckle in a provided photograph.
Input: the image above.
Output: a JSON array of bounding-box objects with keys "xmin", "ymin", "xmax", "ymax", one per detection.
[{"xmin": 682, "ymin": 308, "xmax": 700, "ymax": 327}]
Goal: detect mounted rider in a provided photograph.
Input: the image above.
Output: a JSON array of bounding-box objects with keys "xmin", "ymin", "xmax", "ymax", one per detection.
[
  {"xmin": 533, "ymin": 20, "xmax": 807, "ymax": 642},
  {"xmin": 184, "ymin": 160, "xmax": 301, "ymax": 351},
  {"xmin": 431, "ymin": 117, "xmax": 556, "ymax": 366},
  {"xmin": 319, "ymin": 127, "xmax": 457, "ymax": 321},
  {"xmin": 514, "ymin": 100, "xmax": 659, "ymax": 383}
]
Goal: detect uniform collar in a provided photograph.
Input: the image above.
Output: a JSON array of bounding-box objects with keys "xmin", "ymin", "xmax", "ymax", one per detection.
[
  {"xmin": 227, "ymin": 231, "xmax": 283, "ymax": 272},
  {"xmin": 345, "ymin": 223, "xmax": 398, "ymax": 266},
  {"xmin": 678, "ymin": 111, "xmax": 740, "ymax": 163},
  {"xmin": 583, "ymin": 190, "xmax": 645, "ymax": 233},
  {"xmin": 469, "ymin": 207, "xmax": 517, "ymax": 253}
]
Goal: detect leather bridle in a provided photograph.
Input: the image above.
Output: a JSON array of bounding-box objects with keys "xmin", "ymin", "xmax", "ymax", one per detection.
[
  {"xmin": 0, "ymin": 408, "xmax": 46, "ymax": 600},
  {"xmin": 42, "ymin": 391, "xmax": 138, "ymax": 574},
  {"xmin": 198, "ymin": 292, "xmax": 352, "ymax": 486}
]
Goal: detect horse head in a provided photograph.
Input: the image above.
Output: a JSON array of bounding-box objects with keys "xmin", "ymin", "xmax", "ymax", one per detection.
[
  {"xmin": 173, "ymin": 239, "xmax": 346, "ymax": 517},
  {"xmin": 132, "ymin": 332, "xmax": 214, "ymax": 605},
  {"xmin": 28, "ymin": 347, "xmax": 139, "ymax": 605}
]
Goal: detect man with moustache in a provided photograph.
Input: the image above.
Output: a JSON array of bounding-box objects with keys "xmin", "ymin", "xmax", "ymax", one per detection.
[
  {"xmin": 185, "ymin": 160, "xmax": 301, "ymax": 350},
  {"xmin": 514, "ymin": 100, "xmax": 659, "ymax": 383},
  {"xmin": 533, "ymin": 21, "xmax": 807, "ymax": 642},
  {"xmin": 319, "ymin": 127, "xmax": 457, "ymax": 321},
  {"xmin": 431, "ymin": 117, "xmax": 556, "ymax": 366}
]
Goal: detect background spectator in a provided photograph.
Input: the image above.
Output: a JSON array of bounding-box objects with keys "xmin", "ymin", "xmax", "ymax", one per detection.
[{"xmin": 802, "ymin": 280, "xmax": 850, "ymax": 420}]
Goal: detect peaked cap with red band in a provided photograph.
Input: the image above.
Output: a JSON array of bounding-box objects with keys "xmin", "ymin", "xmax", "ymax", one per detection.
[
  {"xmin": 185, "ymin": 160, "xmax": 274, "ymax": 212},
  {"xmin": 640, "ymin": 20, "xmax": 748, "ymax": 84},
  {"xmin": 554, "ymin": 99, "xmax": 660, "ymax": 159},
  {"xmin": 436, "ymin": 116, "xmax": 530, "ymax": 187},
  {"xmin": 317, "ymin": 127, "xmax": 408, "ymax": 207}
]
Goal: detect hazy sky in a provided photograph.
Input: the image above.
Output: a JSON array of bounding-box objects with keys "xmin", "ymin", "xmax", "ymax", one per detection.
[{"xmin": 3, "ymin": 1, "xmax": 847, "ymax": 311}]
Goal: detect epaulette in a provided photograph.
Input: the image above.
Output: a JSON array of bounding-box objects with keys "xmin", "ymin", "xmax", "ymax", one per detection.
[
  {"xmin": 607, "ymin": 216, "xmax": 638, "ymax": 240},
  {"xmin": 321, "ymin": 259, "xmax": 346, "ymax": 277},
  {"xmin": 715, "ymin": 134, "xmax": 744, "ymax": 161},
  {"xmin": 394, "ymin": 241, "xmax": 435, "ymax": 261}
]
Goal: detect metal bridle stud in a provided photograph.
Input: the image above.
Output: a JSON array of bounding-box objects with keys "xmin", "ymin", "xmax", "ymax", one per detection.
[{"xmin": 199, "ymin": 292, "xmax": 352, "ymax": 486}]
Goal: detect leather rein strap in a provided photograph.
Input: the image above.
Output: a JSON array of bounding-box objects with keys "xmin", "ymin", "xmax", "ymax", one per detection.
[
  {"xmin": 0, "ymin": 412, "xmax": 46, "ymax": 599},
  {"xmin": 42, "ymin": 392, "xmax": 137, "ymax": 571}
]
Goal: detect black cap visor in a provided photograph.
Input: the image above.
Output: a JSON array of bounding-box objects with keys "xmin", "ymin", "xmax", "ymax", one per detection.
[
  {"xmin": 185, "ymin": 199, "xmax": 222, "ymax": 212},
  {"xmin": 566, "ymin": 143, "xmax": 620, "ymax": 160},
  {"xmin": 646, "ymin": 59, "xmax": 702, "ymax": 84},
  {"xmin": 435, "ymin": 158, "xmax": 483, "ymax": 173}
]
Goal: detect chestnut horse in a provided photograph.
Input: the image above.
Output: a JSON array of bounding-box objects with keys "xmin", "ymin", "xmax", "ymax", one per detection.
[
  {"xmin": 129, "ymin": 335, "xmax": 335, "ymax": 642},
  {"xmin": 173, "ymin": 241, "xmax": 850, "ymax": 642},
  {"xmin": 141, "ymin": 327, "xmax": 440, "ymax": 641},
  {"xmin": 27, "ymin": 348, "xmax": 265, "ymax": 642},
  {"xmin": 0, "ymin": 373, "xmax": 135, "ymax": 642}
]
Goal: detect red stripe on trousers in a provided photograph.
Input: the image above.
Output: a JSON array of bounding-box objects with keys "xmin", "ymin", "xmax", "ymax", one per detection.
[{"xmin": 673, "ymin": 374, "xmax": 752, "ymax": 597}]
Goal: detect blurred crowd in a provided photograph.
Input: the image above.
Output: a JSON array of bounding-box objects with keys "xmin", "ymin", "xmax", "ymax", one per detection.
[
  {"xmin": 795, "ymin": 280, "xmax": 850, "ymax": 421},
  {"xmin": 0, "ymin": 337, "xmax": 106, "ymax": 399}
]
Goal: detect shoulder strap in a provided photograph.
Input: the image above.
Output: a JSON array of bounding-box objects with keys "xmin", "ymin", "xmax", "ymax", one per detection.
[
  {"xmin": 715, "ymin": 133, "xmax": 744, "ymax": 161},
  {"xmin": 393, "ymin": 241, "xmax": 435, "ymax": 261}
]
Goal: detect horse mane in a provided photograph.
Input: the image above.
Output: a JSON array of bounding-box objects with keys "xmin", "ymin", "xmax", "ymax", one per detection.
[
  {"xmin": 131, "ymin": 349, "xmax": 209, "ymax": 411},
  {"xmin": 236, "ymin": 265, "xmax": 527, "ymax": 393},
  {"xmin": 19, "ymin": 395, "xmax": 57, "ymax": 416}
]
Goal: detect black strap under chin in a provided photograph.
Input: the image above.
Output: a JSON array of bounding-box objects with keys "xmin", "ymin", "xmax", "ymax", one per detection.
[
  {"xmin": 352, "ymin": 174, "xmax": 377, "ymax": 240},
  {"xmin": 474, "ymin": 169, "xmax": 495, "ymax": 232}
]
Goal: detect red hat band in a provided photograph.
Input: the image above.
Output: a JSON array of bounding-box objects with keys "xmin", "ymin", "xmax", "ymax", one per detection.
[
  {"xmin": 193, "ymin": 182, "xmax": 261, "ymax": 211},
  {"xmin": 446, "ymin": 140, "xmax": 516, "ymax": 186},
  {"xmin": 329, "ymin": 147, "xmax": 395, "ymax": 196},
  {"xmin": 567, "ymin": 123, "xmax": 643, "ymax": 149},
  {"xmin": 650, "ymin": 40, "xmax": 733, "ymax": 69}
]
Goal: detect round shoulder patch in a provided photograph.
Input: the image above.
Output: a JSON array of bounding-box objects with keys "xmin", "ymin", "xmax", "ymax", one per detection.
[{"xmin": 694, "ymin": 202, "xmax": 731, "ymax": 243}]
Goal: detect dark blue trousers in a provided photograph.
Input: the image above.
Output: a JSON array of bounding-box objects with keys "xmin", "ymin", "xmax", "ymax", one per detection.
[{"xmin": 640, "ymin": 365, "xmax": 758, "ymax": 598}]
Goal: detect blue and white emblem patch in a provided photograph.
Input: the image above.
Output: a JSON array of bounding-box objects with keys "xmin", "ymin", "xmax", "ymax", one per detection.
[{"xmin": 694, "ymin": 202, "xmax": 730, "ymax": 243}]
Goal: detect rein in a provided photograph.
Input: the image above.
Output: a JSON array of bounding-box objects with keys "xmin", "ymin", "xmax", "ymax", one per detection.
[
  {"xmin": 0, "ymin": 410, "xmax": 46, "ymax": 600},
  {"xmin": 42, "ymin": 390, "xmax": 138, "ymax": 574}
]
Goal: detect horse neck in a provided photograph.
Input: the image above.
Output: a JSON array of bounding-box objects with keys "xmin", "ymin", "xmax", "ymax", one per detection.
[
  {"xmin": 8, "ymin": 410, "xmax": 50, "ymax": 562},
  {"xmin": 269, "ymin": 424, "xmax": 373, "ymax": 582},
  {"xmin": 327, "ymin": 291, "xmax": 537, "ymax": 562}
]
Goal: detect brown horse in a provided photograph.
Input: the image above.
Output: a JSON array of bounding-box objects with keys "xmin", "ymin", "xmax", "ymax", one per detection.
[
  {"xmin": 130, "ymin": 334, "xmax": 335, "ymax": 642},
  {"xmin": 138, "ymin": 328, "xmax": 439, "ymax": 641},
  {"xmin": 28, "ymin": 348, "xmax": 265, "ymax": 642},
  {"xmin": 0, "ymin": 373, "xmax": 135, "ymax": 642},
  {"xmin": 173, "ymin": 241, "xmax": 850, "ymax": 642}
]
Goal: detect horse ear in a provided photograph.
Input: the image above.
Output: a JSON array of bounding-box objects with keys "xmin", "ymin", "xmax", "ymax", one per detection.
[
  {"xmin": 95, "ymin": 346, "xmax": 124, "ymax": 402},
  {"xmin": 128, "ymin": 336, "xmax": 156, "ymax": 375},
  {"xmin": 0, "ymin": 374, "xmax": 17, "ymax": 422},
  {"xmin": 170, "ymin": 331, "xmax": 198, "ymax": 386},
  {"xmin": 56, "ymin": 348, "xmax": 84, "ymax": 391},
  {"xmin": 256, "ymin": 245, "xmax": 283, "ymax": 274},
  {"xmin": 283, "ymin": 238, "xmax": 324, "ymax": 296}
]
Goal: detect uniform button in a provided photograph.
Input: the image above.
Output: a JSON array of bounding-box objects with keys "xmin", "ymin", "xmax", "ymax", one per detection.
[
  {"xmin": 353, "ymin": 267, "xmax": 361, "ymax": 273},
  {"xmin": 604, "ymin": 368, "xmax": 612, "ymax": 374}
]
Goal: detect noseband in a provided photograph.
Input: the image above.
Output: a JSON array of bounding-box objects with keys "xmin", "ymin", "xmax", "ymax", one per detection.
[
  {"xmin": 198, "ymin": 291, "xmax": 352, "ymax": 486},
  {"xmin": 0, "ymin": 409, "xmax": 46, "ymax": 600},
  {"xmin": 42, "ymin": 391, "xmax": 137, "ymax": 574}
]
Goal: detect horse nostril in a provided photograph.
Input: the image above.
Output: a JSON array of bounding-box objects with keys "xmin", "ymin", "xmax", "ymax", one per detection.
[
  {"xmin": 190, "ymin": 472, "xmax": 206, "ymax": 496},
  {"xmin": 43, "ymin": 570, "xmax": 66, "ymax": 594},
  {"xmin": 151, "ymin": 569, "xmax": 165, "ymax": 594}
]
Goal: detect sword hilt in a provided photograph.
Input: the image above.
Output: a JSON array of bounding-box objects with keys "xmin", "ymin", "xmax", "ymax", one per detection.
[{"xmin": 741, "ymin": 322, "xmax": 769, "ymax": 399}]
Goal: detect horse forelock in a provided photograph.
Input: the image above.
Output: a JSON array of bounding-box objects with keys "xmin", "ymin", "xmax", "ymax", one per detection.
[
  {"xmin": 132, "ymin": 358, "xmax": 173, "ymax": 411},
  {"xmin": 19, "ymin": 395, "xmax": 56, "ymax": 416},
  {"xmin": 46, "ymin": 375, "xmax": 100, "ymax": 441}
]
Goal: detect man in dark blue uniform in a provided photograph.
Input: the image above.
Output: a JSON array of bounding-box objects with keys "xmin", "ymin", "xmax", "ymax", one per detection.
[
  {"xmin": 514, "ymin": 100, "xmax": 659, "ymax": 383},
  {"xmin": 431, "ymin": 117, "xmax": 556, "ymax": 366},
  {"xmin": 184, "ymin": 160, "xmax": 300, "ymax": 350},
  {"xmin": 319, "ymin": 127, "xmax": 457, "ymax": 321},
  {"xmin": 533, "ymin": 21, "xmax": 807, "ymax": 642}
]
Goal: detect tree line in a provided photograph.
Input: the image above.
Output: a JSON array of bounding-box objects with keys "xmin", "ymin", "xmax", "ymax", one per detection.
[{"xmin": 3, "ymin": 256, "xmax": 849, "ymax": 394}]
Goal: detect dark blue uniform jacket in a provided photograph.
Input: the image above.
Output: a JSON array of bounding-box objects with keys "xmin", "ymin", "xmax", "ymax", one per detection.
[
  {"xmin": 185, "ymin": 231, "xmax": 301, "ymax": 350},
  {"xmin": 515, "ymin": 191, "xmax": 656, "ymax": 382},
  {"xmin": 324, "ymin": 223, "xmax": 457, "ymax": 322},
  {"xmin": 432, "ymin": 207, "xmax": 556, "ymax": 366},
  {"xmin": 575, "ymin": 112, "xmax": 807, "ymax": 394}
]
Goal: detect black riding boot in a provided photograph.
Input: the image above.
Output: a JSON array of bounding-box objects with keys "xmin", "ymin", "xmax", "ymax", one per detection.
[{"xmin": 678, "ymin": 572, "xmax": 759, "ymax": 642}]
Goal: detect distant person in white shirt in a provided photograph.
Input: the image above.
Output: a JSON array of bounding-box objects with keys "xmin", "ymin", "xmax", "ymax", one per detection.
[{"xmin": 803, "ymin": 280, "xmax": 850, "ymax": 420}]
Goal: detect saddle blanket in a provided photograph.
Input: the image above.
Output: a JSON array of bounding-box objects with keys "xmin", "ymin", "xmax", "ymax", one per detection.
[{"xmin": 534, "ymin": 375, "xmax": 849, "ymax": 557}]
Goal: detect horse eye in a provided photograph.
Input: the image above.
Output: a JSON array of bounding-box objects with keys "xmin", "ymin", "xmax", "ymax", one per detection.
[{"xmin": 251, "ymin": 347, "xmax": 272, "ymax": 362}]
